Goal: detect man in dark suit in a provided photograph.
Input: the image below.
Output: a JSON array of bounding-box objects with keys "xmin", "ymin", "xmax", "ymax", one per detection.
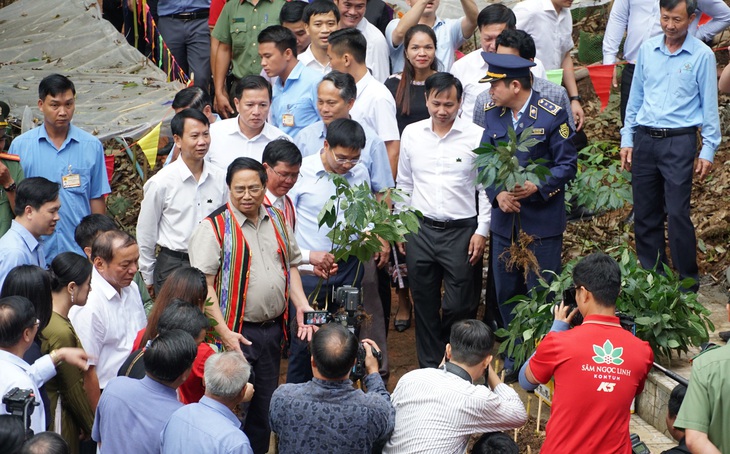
[{"xmin": 479, "ymin": 53, "xmax": 577, "ymax": 377}]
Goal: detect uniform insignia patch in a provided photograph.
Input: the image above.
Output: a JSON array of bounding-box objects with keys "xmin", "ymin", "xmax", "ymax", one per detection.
[
  {"xmin": 484, "ymin": 101, "xmax": 497, "ymax": 111},
  {"xmin": 559, "ymin": 123, "xmax": 569, "ymax": 139},
  {"xmin": 538, "ymin": 98, "xmax": 561, "ymax": 115},
  {"xmin": 532, "ymin": 128, "xmax": 545, "ymax": 135},
  {"xmin": 529, "ymin": 105, "xmax": 537, "ymax": 119},
  {"xmin": 499, "ymin": 107, "xmax": 507, "ymax": 117}
]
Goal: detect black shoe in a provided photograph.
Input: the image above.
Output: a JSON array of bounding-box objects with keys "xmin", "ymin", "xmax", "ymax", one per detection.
[
  {"xmin": 566, "ymin": 205, "xmax": 595, "ymax": 222},
  {"xmin": 719, "ymin": 331, "xmax": 730, "ymax": 343},
  {"xmin": 623, "ymin": 208, "xmax": 635, "ymax": 224},
  {"xmin": 500, "ymin": 368, "xmax": 520, "ymax": 384}
]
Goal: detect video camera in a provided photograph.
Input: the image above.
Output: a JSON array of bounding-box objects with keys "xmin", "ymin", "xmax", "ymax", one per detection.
[{"xmin": 3, "ymin": 387, "xmax": 38, "ymax": 437}]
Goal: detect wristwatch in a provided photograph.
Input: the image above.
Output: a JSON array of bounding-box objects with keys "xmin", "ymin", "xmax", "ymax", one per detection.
[
  {"xmin": 3, "ymin": 182, "xmax": 15, "ymax": 192},
  {"xmin": 569, "ymin": 96, "xmax": 582, "ymax": 102}
]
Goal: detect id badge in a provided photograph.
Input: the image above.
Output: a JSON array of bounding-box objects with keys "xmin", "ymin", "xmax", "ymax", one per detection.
[
  {"xmin": 282, "ymin": 113, "xmax": 294, "ymax": 127},
  {"xmin": 62, "ymin": 173, "xmax": 81, "ymax": 189}
]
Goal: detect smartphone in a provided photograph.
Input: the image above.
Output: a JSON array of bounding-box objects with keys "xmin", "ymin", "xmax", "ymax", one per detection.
[
  {"xmin": 561, "ymin": 286, "xmax": 583, "ymax": 326},
  {"xmin": 303, "ymin": 311, "xmax": 329, "ymax": 326}
]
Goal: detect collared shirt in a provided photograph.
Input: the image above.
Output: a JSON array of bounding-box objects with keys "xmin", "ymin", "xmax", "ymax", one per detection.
[
  {"xmin": 208, "ymin": 118, "xmax": 290, "ymax": 168},
  {"xmin": 161, "ymin": 396, "xmax": 254, "ymax": 454},
  {"xmin": 212, "ymin": 0, "xmax": 285, "ymax": 78},
  {"xmin": 264, "ymin": 190, "xmax": 297, "ymax": 231},
  {"xmin": 382, "ymin": 367, "xmax": 527, "ymax": 454},
  {"xmin": 396, "ymin": 116, "xmax": 490, "ymax": 236},
  {"xmin": 294, "ymin": 120, "xmax": 395, "ymax": 192},
  {"xmin": 9, "ymin": 124, "xmax": 111, "ymax": 263},
  {"xmin": 136, "ymin": 158, "xmax": 228, "ymax": 285},
  {"xmin": 92, "ymin": 376, "xmax": 182, "ymax": 454},
  {"xmin": 0, "ymin": 350, "xmax": 56, "ymax": 435},
  {"xmin": 0, "ymin": 220, "xmax": 46, "ymax": 289},
  {"xmin": 473, "ymin": 77, "xmax": 575, "ymax": 131},
  {"xmin": 288, "ymin": 153, "xmax": 371, "ymax": 259},
  {"xmin": 386, "ymin": 17, "xmax": 464, "ymax": 73},
  {"xmin": 355, "ymin": 18, "xmax": 391, "ymax": 83},
  {"xmin": 297, "ymin": 46, "xmax": 331, "ymax": 75},
  {"xmin": 0, "ymin": 157, "xmax": 24, "ymax": 237},
  {"xmin": 69, "ymin": 268, "xmax": 146, "ymax": 388},
  {"xmin": 157, "ymin": 0, "xmax": 210, "ymax": 16},
  {"xmin": 514, "ymin": 0, "xmax": 574, "ymax": 70},
  {"xmin": 350, "ymin": 72, "xmax": 400, "ymax": 142},
  {"xmin": 512, "ymin": 92, "xmax": 532, "ymax": 129},
  {"xmin": 188, "ymin": 204, "xmax": 303, "ymax": 322},
  {"xmin": 621, "ymin": 33, "xmax": 720, "ymax": 161},
  {"xmin": 270, "ymin": 374, "xmax": 395, "ymax": 454},
  {"xmin": 270, "ymin": 62, "xmax": 322, "ymax": 137},
  {"xmin": 602, "ymin": 0, "xmax": 730, "ymax": 64}
]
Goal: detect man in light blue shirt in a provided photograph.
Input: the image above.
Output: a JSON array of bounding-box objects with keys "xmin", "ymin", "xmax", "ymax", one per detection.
[
  {"xmin": 294, "ymin": 71, "xmax": 395, "ymax": 193},
  {"xmin": 259, "ymin": 26, "xmax": 322, "ymax": 137},
  {"xmin": 161, "ymin": 352, "xmax": 255, "ymax": 454},
  {"xmin": 0, "ymin": 177, "xmax": 60, "ymax": 288},
  {"xmin": 9, "ymin": 74, "xmax": 111, "ymax": 263},
  {"xmin": 620, "ymin": 0, "xmax": 718, "ymax": 291}
]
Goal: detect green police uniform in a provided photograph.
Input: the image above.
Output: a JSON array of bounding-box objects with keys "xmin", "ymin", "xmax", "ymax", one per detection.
[{"xmin": 0, "ymin": 154, "xmax": 24, "ymax": 238}]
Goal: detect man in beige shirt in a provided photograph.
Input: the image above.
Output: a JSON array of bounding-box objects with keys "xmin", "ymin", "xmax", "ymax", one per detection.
[{"xmin": 188, "ymin": 157, "xmax": 314, "ymax": 454}]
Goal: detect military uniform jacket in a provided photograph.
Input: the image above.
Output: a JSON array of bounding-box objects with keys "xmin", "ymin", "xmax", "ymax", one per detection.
[{"xmin": 481, "ymin": 90, "xmax": 577, "ymax": 239}]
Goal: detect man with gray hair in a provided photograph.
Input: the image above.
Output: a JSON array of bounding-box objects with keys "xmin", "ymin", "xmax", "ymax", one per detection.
[{"xmin": 161, "ymin": 352, "xmax": 255, "ymax": 454}]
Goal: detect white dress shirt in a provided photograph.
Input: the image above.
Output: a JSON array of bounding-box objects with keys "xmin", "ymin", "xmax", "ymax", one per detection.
[
  {"xmin": 355, "ymin": 18, "xmax": 391, "ymax": 83},
  {"xmin": 514, "ymin": 0, "xmax": 574, "ymax": 70},
  {"xmin": 207, "ymin": 118, "xmax": 290, "ymax": 168},
  {"xmin": 69, "ymin": 268, "xmax": 147, "ymax": 389},
  {"xmin": 136, "ymin": 158, "xmax": 228, "ymax": 284},
  {"xmin": 350, "ymin": 72, "xmax": 400, "ymax": 142},
  {"xmin": 0, "ymin": 350, "xmax": 56, "ymax": 435},
  {"xmin": 396, "ymin": 116, "xmax": 490, "ymax": 236},
  {"xmin": 298, "ymin": 46, "xmax": 332, "ymax": 75}
]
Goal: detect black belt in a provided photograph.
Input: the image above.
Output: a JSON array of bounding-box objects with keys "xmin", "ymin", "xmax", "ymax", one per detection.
[
  {"xmin": 637, "ymin": 125, "xmax": 697, "ymax": 139},
  {"xmin": 422, "ymin": 216, "xmax": 476, "ymax": 230},
  {"xmin": 159, "ymin": 246, "xmax": 189, "ymax": 260},
  {"xmin": 243, "ymin": 314, "xmax": 284, "ymax": 328},
  {"xmin": 163, "ymin": 9, "xmax": 209, "ymax": 20}
]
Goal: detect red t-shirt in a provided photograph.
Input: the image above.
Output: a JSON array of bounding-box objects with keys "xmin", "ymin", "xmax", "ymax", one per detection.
[
  {"xmin": 209, "ymin": 0, "xmax": 226, "ymax": 28},
  {"xmin": 530, "ymin": 314, "xmax": 654, "ymax": 454}
]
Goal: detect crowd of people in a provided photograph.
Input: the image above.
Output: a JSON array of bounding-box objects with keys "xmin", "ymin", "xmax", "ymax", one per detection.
[{"xmin": 1, "ymin": 0, "xmax": 730, "ymax": 451}]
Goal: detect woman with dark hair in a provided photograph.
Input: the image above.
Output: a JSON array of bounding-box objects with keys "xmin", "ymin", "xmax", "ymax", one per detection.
[
  {"xmin": 385, "ymin": 24, "xmax": 439, "ymax": 135},
  {"xmin": 41, "ymin": 252, "xmax": 95, "ymax": 454}
]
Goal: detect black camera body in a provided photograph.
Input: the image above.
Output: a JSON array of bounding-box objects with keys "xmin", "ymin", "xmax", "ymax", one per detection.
[
  {"xmin": 3, "ymin": 387, "xmax": 38, "ymax": 436},
  {"xmin": 304, "ymin": 285, "xmax": 365, "ymax": 328},
  {"xmin": 351, "ymin": 344, "xmax": 383, "ymax": 382}
]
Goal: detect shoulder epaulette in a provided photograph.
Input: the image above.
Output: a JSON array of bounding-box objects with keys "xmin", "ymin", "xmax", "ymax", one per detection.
[
  {"xmin": 538, "ymin": 98, "xmax": 562, "ymax": 116},
  {"xmin": 483, "ymin": 101, "xmax": 497, "ymax": 112},
  {"xmin": 0, "ymin": 153, "xmax": 20, "ymax": 162},
  {"xmin": 690, "ymin": 343, "xmax": 721, "ymax": 363}
]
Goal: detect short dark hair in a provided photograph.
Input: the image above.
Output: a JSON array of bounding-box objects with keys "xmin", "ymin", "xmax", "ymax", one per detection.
[
  {"xmin": 258, "ymin": 25, "xmax": 298, "ymax": 57},
  {"xmin": 50, "ymin": 252, "xmax": 93, "ymax": 293},
  {"xmin": 39, "ymin": 74, "xmax": 75, "ymax": 100},
  {"xmin": 320, "ymin": 71, "xmax": 357, "ymax": 103},
  {"xmin": 425, "ymin": 72, "xmax": 463, "ymax": 103},
  {"xmin": 0, "ymin": 296, "xmax": 37, "ymax": 348},
  {"xmin": 477, "ymin": 4, "xmax": 516, "ymax": 29},
  {"xmin": 303, "ymin": 0, "xmax": 341, "ymax": 24},
  {"xmin": 262, "ymin": 139, "xmax": 302, "ymax": 167},
  {"xmin": 74, "ymin": 214, "xmax": 117, "ymax": 250},
  {"xmin": 280, "ymin": 0, "xmax": 307, "ymax": 23},
  {"xmin": 328, "ymin": 28, "xmax": 367, "ymax": 64},
  {"xmin": 325, "ymin": 118, "xmax": 366, "ymax": 151},
  {"xmin": 660, "ymin": 0, "xmax": 697, "ymax": 16},
  {"xmin": 227, "ymin": 157, "xmax": 268, "ymax": 187},
  {"xmin": 310, "ymin": 323, "xmax": 358, "ymax": 379},
  {"xmin": 90, "ymin": 230, "xmax": 137, "ymax": 263},
  {"xmin": 496, "ymin": 29, "xmax": 536, "ymax": 60},
  {"xmin": 572, "ymin": 252, "xmax": 621, "ymax": 308},
  {"xmin": 1, "ymin": 266, "xmax": 53, "ymax": 333},
  {"xmin": 14, "ymin": 177, "xmax": 60, "ymax": 217},
  {"xmin": 471, "ymin": 432, "xmax": 519, "ymax": 454},
  {"xmin": 498, "ymin": 76, "xmax": 532, "ymax": 91},
  {"xmin": 233, "ymin": 75, "xmax": 272, "ymax": 102},
  {"xmin": 0, "ymin": 415, "xmax": 26, "ymax": 454},
  {"xmin": 172, "ymin": 86, "xmax": 212, "ymax": 112},
  {"xmin": 668, "ymin": 384, "xmax": 687, "ymax": 418},
  {"xmin": 170, "ymin": 108, "xmax": 209, "ymax": 137},
  {"xmin": 143, "ymin": 329, "xmax": 198, "ymax": 382},
  {"xmin": 449, "ymin": 319, "xmax": 494, "ymax": 367},
  {"xmin": 157, "ymin": 299, "xmax": 209, "ymax": 340},
  {"xmin": 21, "ymin": 432, "xmax": 69, "ymax": 454}
]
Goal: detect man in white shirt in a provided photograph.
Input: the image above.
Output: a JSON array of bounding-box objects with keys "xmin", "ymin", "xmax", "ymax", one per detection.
[
  {"xmin": 328, "ymin": 28, "xmax": 400, "ymax": 177},
  {"xmin": 395, "ymin": 72, "xmax": 488, "ymax": 369},
  {"xmin": 207, "ymin": 76, "xmax": 290, "ymax": 168},
  {"xmin": 335, "ymin": 0, "xmax": 390, "ymax": 82},
  {"xmin": 514, "ymin": 0, "xmax": 585, "ymax": 130},
  {"xmin": 70, "ymin": 230, "xmax": 147, "ymax": 389},
  {"xmin": 299, "ymin": 0, "xmax": 340, "ymax": 75},
  {"xmin": 280, "ymin": 1, "xmax": 311, "ymax": 55},
  {"xmin": 136, "ymin": 109, "xmax": 228, "ymax": 296},
  {"xmin": 386, "ymin": 0, "xmax": 478, "ymax": 73}
]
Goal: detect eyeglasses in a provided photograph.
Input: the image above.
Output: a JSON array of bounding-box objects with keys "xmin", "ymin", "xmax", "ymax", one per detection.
[
  {"xmin": 329, "ymin": 147, "xmax": 360, "ymax": 165},
  {"xmin": 269, "ymin": 167, "xmax": 301, "ymax": 182},
  {"xmin": 233, "ymin": 185, "xmax": 264, "ymax": 196}
]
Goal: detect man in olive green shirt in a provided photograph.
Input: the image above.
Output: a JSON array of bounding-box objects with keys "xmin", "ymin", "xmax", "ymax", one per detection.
[
  {"xmin": 0, "ymin": 122, "xmax": 24, "ymax": 237},
  {"xmin": 212, "ymin": 0, "xmax": 286, "ymax": 118}
]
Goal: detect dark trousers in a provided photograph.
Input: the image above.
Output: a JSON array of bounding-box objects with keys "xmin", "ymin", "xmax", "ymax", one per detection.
[
  {"xmin": 240, "ymin": 321, "xmax": 283, "ymax": 454},
  {"xmin": 405, "ymin": 219, "xmax": 480, "ymax": 368},
  {"xmin": 157, "ymin": 16, "xmax": 211, "ymax": 90},
  {"xmin": 620, "ymin": 63, "xmax": 636, "ymax": 125},
  {"xmin": 154, "ymin": 247, "xmax": 190, "ymax": 295},
  {"xmin": 632, "ymin": 128, "xmax": 699, "ymax": 288}
]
